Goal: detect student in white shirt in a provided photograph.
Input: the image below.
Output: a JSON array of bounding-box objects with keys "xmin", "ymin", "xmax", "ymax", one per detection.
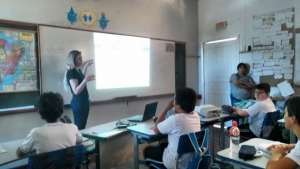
[
  {"xmin": 143, "ymin": 87, "xmax": 201, "ymax": 169},
  {"xmin": 226, "ymin": 83, "xmax": 276, "ymax": 138},
  {"xmin": 266, "ymin": 96, "xmax": 300, "ymax": 169},
  {"xmin": 16, "ymin": 92, "xmax": 82, "ymax": 157}
]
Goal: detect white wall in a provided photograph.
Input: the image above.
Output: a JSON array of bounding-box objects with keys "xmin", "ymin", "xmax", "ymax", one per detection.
[{"xmin": 198, "ymin": 0, "xmax": 300, "ymax": 102}]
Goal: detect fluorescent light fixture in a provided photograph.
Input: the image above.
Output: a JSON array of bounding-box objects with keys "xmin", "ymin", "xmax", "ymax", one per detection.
[{"xmin": 205, "ymin": 37, "xmax": 237, "ymax": 44}]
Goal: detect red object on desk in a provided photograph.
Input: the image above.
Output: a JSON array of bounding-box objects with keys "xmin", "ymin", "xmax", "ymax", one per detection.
[{"xmin": 150, "ymin": 126, "xmax": 154, "ymax": 130}]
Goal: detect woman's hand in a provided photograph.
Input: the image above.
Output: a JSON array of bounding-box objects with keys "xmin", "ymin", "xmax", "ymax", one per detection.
[
  {"xmin": 84, "ymin": 74, "xmax": 95, "ymax": 82},
  {"xmin": 269, "ymin": 145, "xmax": 287, "ymax": 160},
  {"xmin": 82, "ymin": 59, "xmax": 94, "ymax": 67}
]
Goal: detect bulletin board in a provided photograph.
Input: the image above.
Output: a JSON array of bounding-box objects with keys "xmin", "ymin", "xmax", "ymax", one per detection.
[{"xmin": 251, "ymin": 7, "xmax": 295, "ymax": 87}]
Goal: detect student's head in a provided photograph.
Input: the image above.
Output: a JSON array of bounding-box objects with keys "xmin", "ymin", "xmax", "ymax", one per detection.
[
  {"xmin": 38, "ymin": 92, "xmax": 64, "ymax": 123},
  {"xmin": 254, "ymin": 83, "xmax": 270, "ymax": 101},
  {"xmin": 237, "ymin": 63, "xmax": 246, "ymax": 74},
  {"xmin": 284, "ymin": 96, "xmax": 300, "ymax": 129},
  {"xmin": 174, "ymin": 87, "xmax": 197, "ymax": 113},
  {"xmin": 66, "ymin": 50, "xmax": 82, "ymax": 70}
]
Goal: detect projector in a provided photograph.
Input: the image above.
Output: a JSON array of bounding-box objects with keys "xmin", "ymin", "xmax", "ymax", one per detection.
[{"xmin": 194, "ymin": 104, "xmax": 222, "ymax": 118}]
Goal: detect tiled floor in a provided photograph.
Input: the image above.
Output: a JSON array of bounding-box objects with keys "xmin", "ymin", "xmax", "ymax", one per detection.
[{"xmin": 86, "ymin": 127, "xmax": 230, "ymax": 169}]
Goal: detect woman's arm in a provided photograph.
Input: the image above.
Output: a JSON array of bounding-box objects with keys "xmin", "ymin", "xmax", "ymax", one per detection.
[
  {"xmin": 69, "ymin": 75, "xmax": 95, "ymax": 95},
  {"xmin": 153, "ymin": 100, "xmax": 174, "ymax": 134},
  {"xmin": 231, "ymin": 79, "xmax": 248, "ymax": 88},
  {"xmin": 80, "ymin": 59, "xmax": 93, "ymax": 75}
]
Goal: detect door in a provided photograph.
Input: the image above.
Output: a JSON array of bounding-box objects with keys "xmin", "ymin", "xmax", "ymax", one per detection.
[{"xmin": 203, "ymin": 39, "xmax": 239, "ymax": 107}]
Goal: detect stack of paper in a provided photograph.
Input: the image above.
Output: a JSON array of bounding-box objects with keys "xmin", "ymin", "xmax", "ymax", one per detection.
[
  {"xmin": 0, "ymin": 144, "xmax": 7, "ymax": 154},
  {"xmin": 277, "ymin": 80, "xmax": 294, "ymax": 97}
]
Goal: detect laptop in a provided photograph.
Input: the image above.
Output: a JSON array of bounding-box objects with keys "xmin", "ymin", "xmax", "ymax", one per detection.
[{"xmin": 127, "ymin": 102, "xmax": 158, "ymax": 122}]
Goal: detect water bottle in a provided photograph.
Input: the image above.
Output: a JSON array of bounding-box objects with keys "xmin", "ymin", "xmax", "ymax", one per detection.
[{"xmin": 229, "ymin": 121, "xmax": 240, "ymax": 153}]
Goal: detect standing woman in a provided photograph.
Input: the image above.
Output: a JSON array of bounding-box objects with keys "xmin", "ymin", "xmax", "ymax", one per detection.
[
  {"xmin": 230, "ymin": 63, "xmax": 255, "ymax": 106},
  {"xmin": 63, "ymin": 50, "xmax": 95, "ymax": 130}
]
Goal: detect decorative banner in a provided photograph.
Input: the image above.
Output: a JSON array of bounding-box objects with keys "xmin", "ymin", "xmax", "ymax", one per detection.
[
  {"xmin": 79, "ymin": 10, "xmax": 97, "ymax": 28},
  {"xmin": 98, "ymin": 12, "xmax": 109, "ymax": 30},
  {"xmin": 67, "ymin": 7, "xmax": 77, "ymax": 24}
]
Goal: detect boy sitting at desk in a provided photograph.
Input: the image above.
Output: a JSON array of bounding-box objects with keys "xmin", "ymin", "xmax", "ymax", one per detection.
[
  {"xmin": 266, "ymin": 96, "xmax": 300, "ymax": 169},
  {"xmin": 143, "ymin": 87, "xmax": 200, "ymax": 168},
  {"xmin": 224, "ymin": 83, "xmax": 276, "ymax": 138},
  {"xmin": 16, "ymin": 92, "xmax": 82, "ymax": 157}
]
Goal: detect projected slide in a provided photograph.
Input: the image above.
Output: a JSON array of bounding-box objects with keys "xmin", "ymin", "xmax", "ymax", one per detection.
[{"xmin": 94, "ymin": 33, "xmax": 150, "ymax": 89}]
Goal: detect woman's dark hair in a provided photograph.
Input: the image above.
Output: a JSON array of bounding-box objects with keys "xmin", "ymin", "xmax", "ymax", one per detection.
[
  {"xmin": 38, "ymin": 92, "xmax": 64, "ymax": 123},
  {"xmin": 255, "ymin": 83, "xmax": 270, "ymax": 93},
  {"xmin": 174, "ymin": 87, "xmax": 197, "ymax": 113},
  {"xmin": 286, "ymin": 96, "xmax": 300, "ymax": 125},
  {"xmin": 237, "ymin": 63, "xmax": 246, "ymax": 70}
]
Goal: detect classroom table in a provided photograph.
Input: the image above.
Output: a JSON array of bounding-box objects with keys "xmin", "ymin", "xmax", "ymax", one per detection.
[
  {"xmin": 127, "ymin": 114, "xmax": 236, "ymax": 169},
  {"xmin": 217, "ymin": 138, "xmax": 273, "ymax": 169},
  {"xmin": 0, "ymin": 138, "xmax": 94, "ymax": 169},
  {"xmin": 200, "ymin": 113, "xmax": 239, "ymax": 156},
  {"xmin": 278, "ymin": 118, "xmax": 297, "ymax": 143},
  {"xmin": 127, "ymin": 120, "xmax": 167, "ymax": 169},
  {"xmin": 80, "ymin": 119, "xmax": 129, "ymax": 169}
]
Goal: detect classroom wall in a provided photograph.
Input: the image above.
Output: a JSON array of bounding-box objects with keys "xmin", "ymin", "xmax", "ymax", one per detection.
[
  {"xmin": 198, "ymin": 0, "xmax": 300, "ymax": 103},
  {"xmin": 0, "ymin": 0, "xmax": 198, "ymax": 140},
  {"xmin": 0, "ymin": 1, "xmax": 198, "ymax": 167}
]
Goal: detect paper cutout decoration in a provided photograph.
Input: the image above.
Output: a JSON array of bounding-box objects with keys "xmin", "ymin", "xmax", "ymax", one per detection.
[
  {"xmin": 79, "ymin": 10, "xmax": 97, "ymax": 28},
  {"xmin": 98, "ymin": 12, "xmax": 109, "ymax": 30},
  {"xmin": 67, "ymin": 7, "xmax": 77, "ymax": 24}
]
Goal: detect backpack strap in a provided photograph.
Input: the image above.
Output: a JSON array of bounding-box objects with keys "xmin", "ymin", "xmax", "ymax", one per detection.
[{"xmin": 187, "ymin": 132, "xmax": 202, "ymax": 169}]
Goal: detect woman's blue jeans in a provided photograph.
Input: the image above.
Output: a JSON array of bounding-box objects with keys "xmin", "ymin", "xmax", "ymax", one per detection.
[{"xmin": 71, "ymin": 97, "xmax": 90, "ymax": 130}]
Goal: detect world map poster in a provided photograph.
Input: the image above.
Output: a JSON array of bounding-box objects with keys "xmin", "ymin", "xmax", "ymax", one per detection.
[{"xmin": 0, "ymin": 28, "xmax": 38, "ymax": 92}]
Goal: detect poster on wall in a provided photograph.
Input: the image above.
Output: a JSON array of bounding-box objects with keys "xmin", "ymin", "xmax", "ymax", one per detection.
[
  {"xmin": 252, "ymin": 7, "xmax": 294, "ymax": 82},
  {"xmin": 0, "ymin": 28, "xmax": 38, "ymax": 93}
]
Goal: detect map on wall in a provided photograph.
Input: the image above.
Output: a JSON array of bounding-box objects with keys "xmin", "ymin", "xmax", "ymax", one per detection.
[
  {"xmin": 252, "ymin": 7, "xmax": 294, "ymax": 82},
  {"xmin": 0, "ymin": 29, "xmax": 38, "ymax": 92}
]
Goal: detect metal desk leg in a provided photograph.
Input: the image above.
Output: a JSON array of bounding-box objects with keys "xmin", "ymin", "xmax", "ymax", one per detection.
[
  {"xmin": 95, "ymin": 141, "xmax": 100, "ymax": 169},
  {"xmin": 209, "ymin": 125, "xmax": 214, "ymax": 157},
  {"xmin": 220, "ymin": 119, "xmax": 225, "ymax": 150},
  {"xmin": 133, "ymin": 133, "xmax": 139, "ymax": 169}
]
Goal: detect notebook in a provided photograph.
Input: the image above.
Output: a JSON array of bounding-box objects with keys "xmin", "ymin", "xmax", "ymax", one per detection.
[{"xmin": 127, "ymin": 102, "xmax": 158, "ymax": 122}]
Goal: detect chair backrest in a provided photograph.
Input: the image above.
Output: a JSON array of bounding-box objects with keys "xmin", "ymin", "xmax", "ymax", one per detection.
[
  {"xmin": 261, "ymin": 110, "xmax": 281, "ymax": 138},
  {"xmin": 177, "ymin": 129, "xmax": 208, "ymax": 155},
  {"xmin": 28, "ymin": 144, "xmax": 85, "ymax": 169},
  {"xmin": 60, "ymin": 115, "xmax": 72, "ymax": 124},
  {"xmin": 176, "ymin": 128, "xmax": 210, "ymax": 169}
]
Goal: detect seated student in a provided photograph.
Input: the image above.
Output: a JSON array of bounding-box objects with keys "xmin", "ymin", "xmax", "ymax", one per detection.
[
  {"xmin": 143, "ymin": 87, "xmax": 200, "ymax": 169},
  {"xmin": 16, "ymin": 92, "xmax": 83, "ymax": 157},
  {"xmin": 266, "ymin": 96, "xmax": 300, "ymax": 169},
  {"xmin": 225, "ymin": 83, "xmax": 276, "ymax": 138}
]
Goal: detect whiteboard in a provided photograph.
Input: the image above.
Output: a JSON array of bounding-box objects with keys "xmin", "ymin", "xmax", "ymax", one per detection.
[{"xmin": 39, "ymin": 25, "xmax": 175, "ymax": 104}]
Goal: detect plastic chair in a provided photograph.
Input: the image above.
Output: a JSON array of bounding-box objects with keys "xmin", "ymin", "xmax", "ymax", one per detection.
[
  {"xmin": 240, "ymin": 110, "xmax": 283, "ymax": 141},
  {"xmin": 147, "ymin": 128, "xmax": 211, "ymax": 169},
  {"xmin": 60, "ymin": 115, "xmax": 96, "ymax": 169},
  {"xmin": 260, "ymin": 110, "xmax": 283, "ymax": 141},
  {"xmin": 28, "ymin": 144, "xmax": 85, "ymax": 169}
]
